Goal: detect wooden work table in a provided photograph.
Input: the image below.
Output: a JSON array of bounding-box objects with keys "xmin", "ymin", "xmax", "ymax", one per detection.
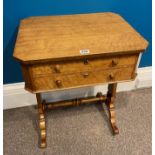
[{"xmin": 13, "ymin": 12, "xmax": 148, "ymax": 148}]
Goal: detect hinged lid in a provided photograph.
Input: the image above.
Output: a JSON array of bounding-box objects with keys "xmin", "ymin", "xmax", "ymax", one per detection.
[{"xmin": 13, "ymin": 12, "xmax": 148, "ymax": 63}]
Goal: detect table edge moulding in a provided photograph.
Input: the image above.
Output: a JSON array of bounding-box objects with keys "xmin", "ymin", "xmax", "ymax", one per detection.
[{"xmin": 13, "ymin": 12, "xmax": 148, "ymax": 148}]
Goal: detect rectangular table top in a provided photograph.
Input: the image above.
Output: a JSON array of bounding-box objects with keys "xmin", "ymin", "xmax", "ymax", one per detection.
[{"xmin": 13, "ymin": 12, "xmax": 148, "ymax": 63}]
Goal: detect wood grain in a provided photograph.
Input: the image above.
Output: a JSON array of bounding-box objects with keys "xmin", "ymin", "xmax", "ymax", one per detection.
[
  {"xmin": 13, "ymin": 12, "xmax": 148, "ymax": 63},
  {"xmin": 26, "ymin": 66, "xmax": 135, "ymax": 93},
  {"xmin": 29, "ymin": 54, "xmax": 139, "ymax": 76}
]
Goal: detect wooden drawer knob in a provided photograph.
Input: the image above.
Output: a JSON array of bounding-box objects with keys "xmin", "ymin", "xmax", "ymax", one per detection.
[
  {"xmin": 112, "ymin": 59, "xmax": 118, "ymax": 66},
  {"xmin": 84, "ymin": 59, "xmax": 89, "ymax": 65},
  {"xmin": 56, "ymin": 80, "xmax": 62, "ymax": 87},
  {"xmin": 82, "ymin": 72, "xmax": 89, "ymax": 78},
  {"xmin": 109, "ymin": 73, "xmax": 115, "ymax": 80},
  {"xmin": 54, "ymin": 65, "xmax": 61, "ymax": 73}
]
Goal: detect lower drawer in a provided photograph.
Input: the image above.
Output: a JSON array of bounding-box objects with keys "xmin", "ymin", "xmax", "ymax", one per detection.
[{"xmin": 28, "ymin": 66, "xmax": 136, "ymax": 93}]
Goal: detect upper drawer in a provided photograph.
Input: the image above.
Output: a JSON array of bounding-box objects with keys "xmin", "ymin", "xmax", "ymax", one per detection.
[
  {"xmin": 29, "ymin": 54, "xmax": 138, "ymax": 77},
  {"xmin": 30, "ymin": 66, "xmax": 136, "ymax": 93}
]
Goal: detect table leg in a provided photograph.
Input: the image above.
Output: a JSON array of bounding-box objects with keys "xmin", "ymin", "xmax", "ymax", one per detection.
[
  {"xmin": 36, "ymin": 93, "xmax": 46, "ymax": 148},
  {"xmin": 106, "ymin": 83, "xmax": 119, "ymax": 134}
]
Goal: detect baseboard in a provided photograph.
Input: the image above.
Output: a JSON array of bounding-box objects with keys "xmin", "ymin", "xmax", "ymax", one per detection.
[{"xmin": 3, "ymin": 67, "xmax": 152, "ymax": 110}]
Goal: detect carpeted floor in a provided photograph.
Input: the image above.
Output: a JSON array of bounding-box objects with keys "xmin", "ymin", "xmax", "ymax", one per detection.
[{"xmin": 4, "ymin": 88, "xmax": 152, "ymax": 155}]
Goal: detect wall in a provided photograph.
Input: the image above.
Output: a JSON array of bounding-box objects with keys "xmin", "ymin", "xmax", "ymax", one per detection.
[{"xmin": 3, "ymin": 0, "xmax": 152, "ymax": 84}]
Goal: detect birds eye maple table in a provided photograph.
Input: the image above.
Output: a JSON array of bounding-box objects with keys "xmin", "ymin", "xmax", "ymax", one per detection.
[{"xmin": 13, "ymin": 12, "xmax": 148, "ymax": 148}]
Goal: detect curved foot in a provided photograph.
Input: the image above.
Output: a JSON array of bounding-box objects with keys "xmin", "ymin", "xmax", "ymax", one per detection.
[
  {"xmin": 108, "ymin": 98, "xmax": 119, "ymax": 135},
  {"xmin": 36, "ymin": 94, "xmax": 47, "ymax": 148},
  {"xmin": 111, "ymin": 124, "xmax": 119, "ymax": 135},
  {"xmin": 39, "ymin": 114, "xmax": 46, "ymax": 148},
  {"xmin": 107, "ymin": 99, "xmax": 119, "ymax": 135},
  {"xmin": 106, "ymin": 83, "xmax": 119, "ymax": 135}
]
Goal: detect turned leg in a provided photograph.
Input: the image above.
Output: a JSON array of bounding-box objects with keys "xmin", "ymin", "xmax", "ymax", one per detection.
[
  {"xmin": 36, "ymin": 93, "xmax": 46, "ymax": 148},
  {"xmin": 106, "ymin": 83, "xmax": 119, "ymax": 135}
]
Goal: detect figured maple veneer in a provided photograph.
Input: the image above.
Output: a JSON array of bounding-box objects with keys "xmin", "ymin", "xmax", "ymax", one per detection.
[
  {"xmin": 26, "ymin": 66, "xmax": 135, "ymax": 93},
  {"xmin": 21, "ymin": 53, "xmax": 138, "ymax": 93},
  {"xmin": 29, "ymin": 54, "xmax": 139, "ymax": 77},
  {"xmin": 14, "ymin": 13, "xmax": 148, "ymax": 63}
]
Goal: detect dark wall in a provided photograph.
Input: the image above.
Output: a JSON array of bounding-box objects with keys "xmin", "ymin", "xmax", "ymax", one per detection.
[{"xmin": 3, "ymin": 0, "xmax": 152, "ymax": 84}]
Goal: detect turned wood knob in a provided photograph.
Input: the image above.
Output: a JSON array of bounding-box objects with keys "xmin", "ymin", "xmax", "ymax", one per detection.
[
  {"xmin": 54, "ymin": 64, "xmax": 61, "ymax": 73},
  {"xmin": 109, "ymin": 73, "xmax": 115, "ymax": 80},
  {"xmin": 84, "ymin": 59, "xmax": 89, "ymax": 65},
  {"xmin": 111, "ymin": 59, "xmax": 118, "ymax": 66},
  {"xmin": 56, "ymin": 80, "xmax": 62, "ymax": 87},
  {"xmin": 82, "ymin": 72, "xmax": 89, "ymax": 78}
]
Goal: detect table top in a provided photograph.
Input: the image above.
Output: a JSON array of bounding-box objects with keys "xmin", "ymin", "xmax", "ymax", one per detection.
[{"xmin": 13, "ymin": 12, "xmax": 148, "ymax": 63}]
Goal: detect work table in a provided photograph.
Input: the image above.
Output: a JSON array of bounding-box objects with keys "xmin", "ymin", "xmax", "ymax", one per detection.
[{"xmin": 13, "ymin": 12, "xmax": 148, "ymax": 148}]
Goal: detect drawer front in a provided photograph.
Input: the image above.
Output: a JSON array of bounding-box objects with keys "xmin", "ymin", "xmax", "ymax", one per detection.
[
  {"xmin": 29, "ymin": 54, "xmax": 138, "ymax": 77},
  {"xmin": 31, "ymin": 66, "xmax": 135, "ymax": 92}
]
